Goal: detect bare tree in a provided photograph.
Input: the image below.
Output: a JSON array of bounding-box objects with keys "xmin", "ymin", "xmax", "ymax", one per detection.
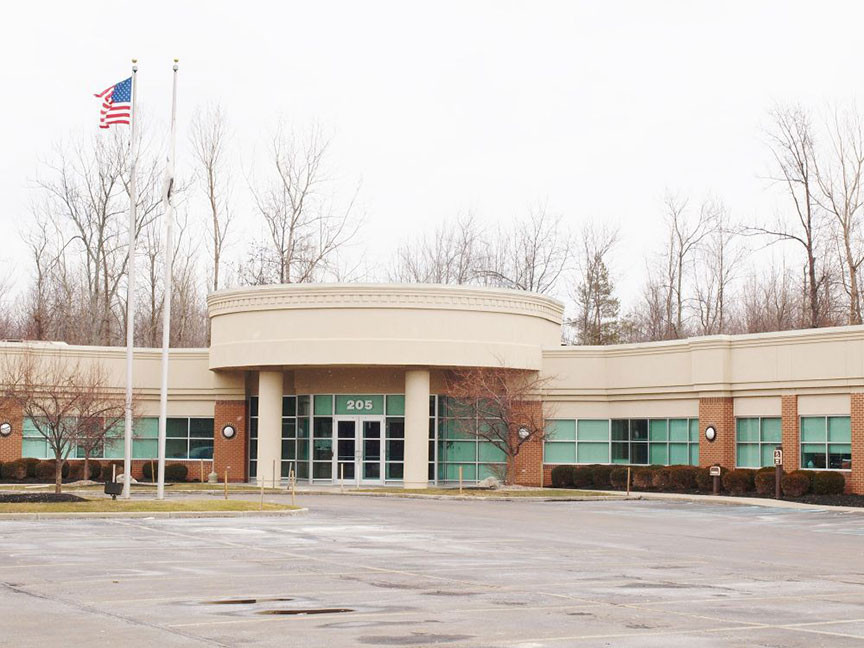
[
  {"xmin": 814, "ymin": 106, "xmax": 864, "ymax": 325},
  {"xmin": 389, "ymin": 213, "xmax": 484, "ymax": 284},
  {"xmin": 748, "ymin": 105, "xmax": 828, "ymax": 328},
  {"xmin": 190, "ymin": 105, "xmax": 233, "ymax": 292},
  {"xmin": 693, "ymin": 199, "xmax": 742, "ymax": 335},
  {"xmin": 3, "ymin": 351, "xmax": 128, "ymax": 493},
  {"xmin": 443, "ymin": 367, "xmax": 551, "ymax": 485},
  {"xmin": 570, "ymin": 223, "xmax": 619, "ymax": 344},
  {"xmin": 247, "ymin": 124, "xmax": 360, "ymax": 285},
  {"xmin": 740, "ymin": 263, "xmax": 803, "ymax": 333}
]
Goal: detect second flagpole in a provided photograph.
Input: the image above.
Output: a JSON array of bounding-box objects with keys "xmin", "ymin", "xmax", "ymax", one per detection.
[{"xmin": 156, "ymin": 59, "xmax": 179, "ymax": 500}]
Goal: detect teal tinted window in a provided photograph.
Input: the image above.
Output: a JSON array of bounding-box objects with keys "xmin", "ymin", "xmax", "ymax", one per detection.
[
  {"xmin": 736, "ymin": 443, "xmax": 760, "ymax": 468},
  {"xmin": 669, "ymin": 419, "xmax": 688, "ymax": 442},
  {"xmin": 649, "ymin": 443, "xmax": 668, "ymax": 465},
  {"xmin": 761, "ymin": 418, "xmax": 782, "ymax": 443},
  {"xmin": 828, "ymin": 417, "xmax": 851, "ymax": 442},
  {"xmin": 669, "ymin": 443, "xmax": 689, "ymax": 465},
  {"xmin": 166, "ymin": 418, "xmax": 188, "ymax": 437},
  {"xmin": 649, "ymin": 420, "xmax": 667, "ymax": 441},
  {"xmin": 546, "ymin": 419, "xmax": 576, "ymax": 441},
  {"xmin": 579, "ymin": 420, "xmax": 610, "ymax": 441},
  {"xmin": 689, "ymin": 419, "xmax": 700, "ymax": 443},
  {"xmin": 313, "ymin": 395, "xmax": 333, "ymax": 416},
  {"xmin": 800, "ymin": 416, "xmax": 852, "ymax": 471},
  {"xmin": 545, "ymin": 442, "xmax": 576, "ymax": 463},
  {"xmin": 386, "ymin": 395, "xmax": 405, "ymax": 416},
  {"xmin": 736, "ymin": 418, "xmax": 760, "ymax": 442},
  {"xmin": 478, "ymin": 442, "xmax": 507, "ymax": 463},
  {"xmin": 135, "ymin": 418, "xmax": 158, "ymax": 439},
  {"xmin": 335, "ymin": 395, "xmax": 384, "ymax": 416},
  {"xmin": 578, "ymin": 442, "xmax": 610, "ymax": 463}
]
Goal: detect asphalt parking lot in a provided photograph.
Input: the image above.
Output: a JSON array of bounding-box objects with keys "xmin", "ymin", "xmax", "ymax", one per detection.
[{"xmin": 2, "ymin": 495, "xmax": 864, "ymax": 647}]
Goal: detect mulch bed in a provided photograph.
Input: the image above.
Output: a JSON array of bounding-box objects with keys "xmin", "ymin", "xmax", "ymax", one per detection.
[{"xmin": 0, "ymin": 493, "xmax": 85, "ymax": 503}]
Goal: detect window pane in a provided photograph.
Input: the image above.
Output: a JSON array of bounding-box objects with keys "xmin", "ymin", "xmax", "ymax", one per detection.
[
  {"xmin": 386, "ymin": 439, "xmax": 404, "ymax": 462},
  {"xmin": 282, "ymin": 439, "xmax": 296, "ymax": 460},
  {"xmin": 440, "ymin": 418, "xmax": 472, "ymax": 440},
  {"xmin": 165, "ymin": 438, "xmax": 188, "ymax": 459},
  {"xmin": 132, "ymin": 439, "xmax": 157, "ymax": 459},
  {"xmin": 801, "ymin": 444, "xmax": 827, "ymax": 469},
  {"xmin": 441, "ymin": 440, "xmax": 475, "ymax": 462},
  {"xmin": 611, "ymin": 441, "xmax": 629, "ymax": 464},
  {"xmin": 736, "ymin": 443, "xmax": 760, "ymax": 468},
  {"xmin": 689, "ymin": 444, "xmax": 699, "ymax": 466},
  {"xmin": 313, "ymin": 395, "xmax": 333, "ymax": 416},
  {"xmin": 828, "ymin": 417, "xmax": 851, "ymax": 443},
  {"xmin": 546, "ymin": 419, "xmax": 576, "ymax": 441},
  {"xmin": 801, "ymin": 417, "xmax": 827, "ymax": 442},
  {"xmin": 135, "ymin": 418, "xmax": 158, "ymax": 439},
  {"xmin": 444, "ymin": 463, "xmax": 476, "ymax": 481},
  {"xmin": 630, "ymin": 442, "xmax": 648, "ymax": 465},
  {"xmin": 297, "ymin": 395, "xmax": 310, "ymax": 417},
  {"xmin": 669, "ymin": 419, "xmax": 689, "ymax": 442},
  {"xmin": 630, "ymin": 420, "xmax": 648, "ymax": 441},
  {"xmin": 295, "ymin": 461, "xmax": 309, "ymax": 479},
  {"xmin": 249, "ymin": 418, "xmax": 258, "ymax": 439},
  {"xmin": 479, "ymin": 442, "xmax": 506, "ymax": 463},
  {"xmin": 828, "ymin": 444, "xmax": 852, "ymax": 470},
  {"xmin": 669, "ymin": 443, "xmax": 688, "ymax": 465},
  {"xmin": 103, "ymin": 437, "xmax": 123, "ymax": 459},
  {"xmin": 610, "ymin": 419, "xmax": 628, "ymax": 441},
  {"xmin": 282, "ymin": 419, "xmax": 296, "ymax": 439},
  {"xmin": 22, "ymin": 438, "xmax": 48, "ymax": 458},
  {"xmin": 313, "ymin": 417, "xmax": 333, "ymax": 439},
  {"xmin": 386, "ymin": 462, "xmax": 404, "ymax": 480},
  {"xmin": 249, "ymin": 439, "xmax": 257, "ymax": 461},
  {"xmin": 189, "ymin": 440, "xmax": 213, "ymax": 459},
  {"xmin": 249, "ymin": 397, "xmax": 258, "ymax": 417},
  {"xmin": 649, "ymin": 443, "xmax": 668, "ymax": 465},
  {"xmin": 736, "ymin": 418, "xmax": 760, "ymax": 443},
  {"xmin": 545, "ymin": 442, "xmax": 576, "ymax": 464},
  {"xmin": 649, "ymin": 420, "xmax": 668, "ymax": 441},
  {"xmin": 760, "ymin": 444, "xmax": 775, "ymax": 468},
  {"xmin": 761, "ymin": 418, "xmax": 782, "ymax": 443},
  {"xmin": 313, "ymin": 439, "xmax": 332, "ymax": 460},
  {"xmin": 386, "ymin": 418, "xmax": 405, "ymax": 439},
  {"xmin": 478, "ymin": 464, "xmax": 503, "ymax": 480},
  {"xmin": 386, "ymin": 395, "xmax": 405, "ymax": 416},
  {"xmin": 189, "ymin": 418, "xmax": 213, "ymax": 439},
  {"xmin": 312, "ymin": 462, "xmax": 332, "ymax": 479},
  {"xmin": 282, "ymin": 396, "xmax": 296, "ymax": 417},
  {"xmin": 166, "ymin": 418, "xmax": 188, "ymax": 438},
  {"xmin": 296, "ymin": 439, "xmax": 309, "ymax": 461},
  {"xmin": 297, "ymin": 418, "xmax": 309, "ymax": 438},
  {"xmin": 577, "ymin": 442, "xmax": 609, "ymax": 463},
  {"xmin": 578, "ymin": 419, "xmax": 610, "ymax": 441},
  {"xmin": 689, "ymin": 419, "xmax": 700, "ymax": 443}
]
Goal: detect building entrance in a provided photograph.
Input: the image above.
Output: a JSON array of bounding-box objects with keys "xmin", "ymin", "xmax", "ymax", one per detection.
[{"xmin": 333, "ymin": 417, "xmax": 384, "ymax": 485}]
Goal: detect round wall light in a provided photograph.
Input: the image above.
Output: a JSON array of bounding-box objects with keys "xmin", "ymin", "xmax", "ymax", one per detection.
[
  {"xmin": 0, "ymin": 422, "xmax": 11, "ymax": 437},
  {"xmin": 517, "ymin": 427, "xmax": 530, "ymax": 440},
  {"xmin": 221, "ymin": 424, "xmax": 237, "ymax": 440},
  {"xmin": 705, "ymin": 425, "xmax": 717, "ymax": 442}
]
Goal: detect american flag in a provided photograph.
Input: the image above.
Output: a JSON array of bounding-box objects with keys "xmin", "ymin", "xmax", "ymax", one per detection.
[{"xmin": 94, "ymin": 77, "xmax": 132, "ymax": 128}]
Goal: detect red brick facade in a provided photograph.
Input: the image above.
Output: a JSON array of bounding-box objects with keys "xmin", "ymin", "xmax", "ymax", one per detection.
[
  {"xmin": 850, "ymin": 394, "xmax": 864, "ymax": 495},
  {"xmin": 781, "ymin": 395, "xmax": 799, "ymax": 472},
  {"xmin": 0, "ymin": 398, "xmax": 23, "ymax": 464},
  {"xmin": 512, "ymin": 400, "xmax": 545, "ymax": 486},
  {"xmin": 213, "ymin": 400, "xmax": 248, "ymax": 482},
  {"xmin": 698, "ymin": 397, "xmax": 735, "ymax": 468}
]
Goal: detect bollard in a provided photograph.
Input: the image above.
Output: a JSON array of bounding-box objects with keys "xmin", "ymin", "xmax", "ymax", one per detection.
[
  {"xmin": 713, "ymin": 475, "xmax": 719, "ymax": 495},
  {"xmin": 224, "ymin": 466, "xmax": 229, "ymax": 500},
  {"xmin": 459, "ymin": 466, "xmax": 463, "ymax": 494},
  {"xmin": 150, "ymin": 459, "xmax": 155, "ymax": 484},
  {"xmin": 626, "ymin": 466, "xmax": 631, "ymax": 496},
  {"xmin": 260, "ymin": 479, "xmax": 264, "ymax": 511},
  {"xmin": 200, "ymin": 459, "xmax": 204, "ymax": 484},
  {"xmin": 340, "ymin": 464, "xmax": 344, "ymax": 493},
  {"xmin": 289, "ymin": 468, "xmax": 296, "ymax": 507},
  {"xmin": 775, "ymin": 464, "xmax": 783, "ymax": 499},
  {"xmin": 272, "ymin": 459, "xmax": 277, "ymax": 490}
]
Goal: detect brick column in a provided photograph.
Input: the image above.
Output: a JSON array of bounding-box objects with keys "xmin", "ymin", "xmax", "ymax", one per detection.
[
  {"xmin": 512, "ymin": 400, "xmax": 544, "ymax": 486},
  {"xmin": 698, "ymin": 397, "xmax": 735, "ymax": 469},
  {"xmin": 781, "ymin": 395, "xmax": 799, "ymax": 471},
  {"xmin": 850, "ymin": 394, "xmax": 864, "ymax": 495},
  {"xmin": 214, "ymin": 400, "xmax": 248, "ymax": 483},
  {"xmin": 0, "ymin": 399, "xmax": 23, "ymax": 464}
]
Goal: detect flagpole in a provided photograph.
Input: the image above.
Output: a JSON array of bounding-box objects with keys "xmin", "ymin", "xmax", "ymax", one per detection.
[
  {"xmin": 156, "ymin": 59, "xmax": 179, "ymax": 500},
  {"xmin": 122, "ymin": 59, "xmax": 139, "ymax": 500}
]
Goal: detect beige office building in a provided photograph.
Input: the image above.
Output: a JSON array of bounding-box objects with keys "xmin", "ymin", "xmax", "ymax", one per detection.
[{"xmin": 0, "ymin": 283, "xmax": 862, "ymax": 493}]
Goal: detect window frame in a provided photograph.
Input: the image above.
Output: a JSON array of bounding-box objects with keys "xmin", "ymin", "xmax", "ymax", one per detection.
[{"xmin": 799, "ymin": 415, "xmax": 852, "ymax": 472}]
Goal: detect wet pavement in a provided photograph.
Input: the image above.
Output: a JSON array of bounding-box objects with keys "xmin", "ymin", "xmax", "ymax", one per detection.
[{"xmin": 2, "ymin": 494, "xmax": 864, "ymax": 646}]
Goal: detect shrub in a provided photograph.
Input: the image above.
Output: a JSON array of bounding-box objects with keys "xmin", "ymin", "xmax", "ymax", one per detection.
[
  {"xmin": 589, "ymin": 464, "xmax": 613, "ymax": 489},
  {"xmin": 632, "ymin": 467, "xmax": 653, "ymax": 490},
  {"xmin": 695, "ymin": 466, "xmax": 726, "ymax": 492},
  {"xmin": 572, "ymin": 466, "xmax": 595, "ymax": 488},
  {"xmin": 609, "ymin": 466, "xmax": 629, "ymax": 490},
  {"xmin": 87, "ymin": 460, "xmax": 102, "ymax": 480},
  {"xmin": 1, "ymin": 459, "xmax": 27, "ymax": 480},
  {"xmin": 164, "ymin": 463, "xmax": 188, "ymax": 482},
  {"xmin": 811, "ymin": 471, "xmax": 846, "ymax": 495},
  {"xmin": 100, "ymin": 461, "xmax": 125, "ymax": 482},
  {"xmin": 722, "ymin": 469, "xmax": 755, "ymax": 495},
  {"xmin": 754, "ymin": 470, "xmax": 777, "ymax": 495},
  {"xmin": 142, "ymin": 460, "xmax": 161, "ymax": 482},
  {"xmin": 668, "ymin": 466, "xmax": 697, "ymax": 491},
  {"xmin": 21, "ymin": 457, "xmax": 40, "ymax": 478},
  {"xmin": 781, "ymin": 470, "xmax": 811, "ymax": 497},
  {"xmin": 35, "ymin": 460, "xmax": 65, "ymax": 481},
  {"xmin": 651, "ymin": 468, "xmax": 672, "ymax": 490},
  {"xmin": 550, "ymin": 465, "xmax": 574, "ymax": 488}
]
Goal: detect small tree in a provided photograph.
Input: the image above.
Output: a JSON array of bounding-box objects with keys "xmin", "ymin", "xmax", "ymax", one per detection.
[
  {"xmin": 4, "ymin": 351, "xmax": 128, "ymax": 493},
  {"xmin": 443, "ymin": 367, "xmax": 551, "ymax": 485}
]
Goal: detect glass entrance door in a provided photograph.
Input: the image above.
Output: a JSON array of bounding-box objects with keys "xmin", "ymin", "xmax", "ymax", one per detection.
[{"xmin": 334, "ymin": 417, "xmax": 384, "ymax": 485}]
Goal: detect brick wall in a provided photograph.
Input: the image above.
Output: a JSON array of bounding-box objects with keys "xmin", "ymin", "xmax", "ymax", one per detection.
[
  {"xmin": 698, "ymin": 397, "xmax": 735, "ymax": 468},
  {"xmin": 850, "ymin": 394, "xmax": 864, "ymax": 495},
  {"xmin": 512, "ymin": 400, "xmax": 545, "ymax": 486},
  {"xmin": 214, "ymin": 400, "xmax": 248, "ymax": 483},
  {"xmin": 0, "ymin": 399, "xmax": 23, "ymax": 464},
  {"xmin": 781, "ymin": 395, "xmax": 799, "ymax": 471}
]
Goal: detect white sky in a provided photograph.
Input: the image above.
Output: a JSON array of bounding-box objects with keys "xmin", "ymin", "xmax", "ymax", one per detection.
[{"xmin": 2, "ymin": 0, "xmax": 863, "ymax": 305}]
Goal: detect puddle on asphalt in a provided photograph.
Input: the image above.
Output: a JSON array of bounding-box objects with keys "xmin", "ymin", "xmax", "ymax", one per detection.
[
  {"xmin": 257, "ymin": 608, "xmax": 354, "ymax": 616},
  {"xmin": 203, "ymin": 597, "xmax": 294, "ymax": 605}
]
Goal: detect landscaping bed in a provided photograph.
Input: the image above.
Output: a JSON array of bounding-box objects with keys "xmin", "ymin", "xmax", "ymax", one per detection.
[
  {"xmin": 0, "ymin": 493, "xmax": 85, "ymax": 503},
  {"xmin": 549, "ymin": 464, "xmax": 856, "ymax": 505}
]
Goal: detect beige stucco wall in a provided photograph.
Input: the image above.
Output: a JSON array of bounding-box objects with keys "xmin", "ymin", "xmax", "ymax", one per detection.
[{"xmin": 207, "ymin": 284, "xmax": 563, "ymax": 372}]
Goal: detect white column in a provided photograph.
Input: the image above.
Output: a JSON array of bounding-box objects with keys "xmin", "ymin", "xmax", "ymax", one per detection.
[
  {"xmin": 404, "ymin": 369, "xmax": 430, "ymax": 489},
  {"xmin": 258, "ymin": 371, "xmax": 283, "ymax": 486}
]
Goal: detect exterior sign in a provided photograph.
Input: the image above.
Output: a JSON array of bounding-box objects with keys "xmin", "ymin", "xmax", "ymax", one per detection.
[
  {"xmin": 335, "ymin": 395, "xmax": 385, "ymax": 416},
  {"xmin": 774, "ymin": 448, "xmax": 783, "ymax": 466}
]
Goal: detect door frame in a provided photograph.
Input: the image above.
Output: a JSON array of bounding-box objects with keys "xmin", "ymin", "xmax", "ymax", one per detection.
[{"xmin": 332, "ymin": 415, "xmax": 385, "ymax": 486}]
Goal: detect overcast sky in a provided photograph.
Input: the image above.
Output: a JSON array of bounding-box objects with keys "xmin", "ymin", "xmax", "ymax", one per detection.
[{"xmin": 2, "ymin": 1, "xmax": 863, "ymax": 304}]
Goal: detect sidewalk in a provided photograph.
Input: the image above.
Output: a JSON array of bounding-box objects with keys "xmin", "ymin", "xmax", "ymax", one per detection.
[{"xmin": 592, "ymin": 489, "xmax": 864, "ymax": 513}]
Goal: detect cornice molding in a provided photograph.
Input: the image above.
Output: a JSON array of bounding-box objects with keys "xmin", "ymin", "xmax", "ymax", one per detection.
[{"xmin": 207, "ymin": 283, "xmax": 564, "ymax": 323}]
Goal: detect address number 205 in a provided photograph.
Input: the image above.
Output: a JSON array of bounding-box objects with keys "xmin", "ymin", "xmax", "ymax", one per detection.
[{"xmin": 345, "ymin": 399, "xmax": 375, "ymax": 411}]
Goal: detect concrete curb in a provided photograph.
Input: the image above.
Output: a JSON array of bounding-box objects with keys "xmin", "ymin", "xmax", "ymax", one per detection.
[
  {"xmin": 588, "ymin": 490, "xmax": 864, "ymax": 513},
  {"xmin": 286, "ymin": 490, "xmax": 636, "ymax": 502},
  {"xmin": 0, "ymin": 507, "xmax": 307, "ymax": 521}
]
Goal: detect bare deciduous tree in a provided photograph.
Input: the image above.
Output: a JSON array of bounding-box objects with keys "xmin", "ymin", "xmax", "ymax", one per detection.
[
  {"xmin": 389, "ymin": 213, "xmax": 484, "ymax": 284},
  {"xmin": 190, "ymin": 105, "xmax": 233, "ymax": 292},
  {"xmin": 443, "ymin": 367, "xmax": 552, "ymax": 485},
  {"xmin": 247, "ymin": 124, "xmax": 360, "ymax": 285},
  {"xmin": 693, "ymin": 200, "xmax": 742, "ymax": 335},
  {"xmin": 570, "ymin": 223, "xmax": 619, "ymax": 344}
]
